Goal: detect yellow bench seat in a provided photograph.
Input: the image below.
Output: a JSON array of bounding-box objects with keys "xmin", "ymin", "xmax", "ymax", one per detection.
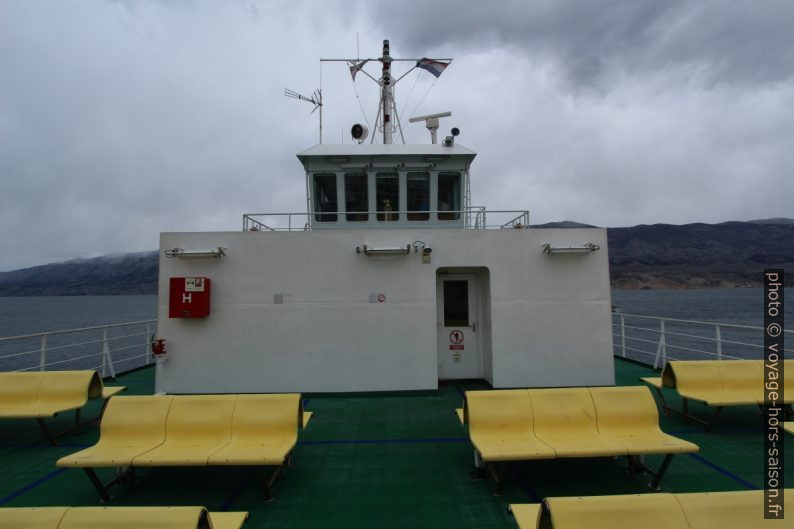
[
  {"xmin": 530, "ymin": 388, "xmax": 626, "ymax": 458},
  {"xmin": 590, "ymin": 386, "xmax": 698, "ymax": 455},
  {"xmin": 545, "ymin": 493, "xmax": 690, "ymax": 529},
  {"xmin": 511, "ymin": 489, "xmax": 793, "ymax": 528},
  {"xmin": 0, "ymin": 371, "xmax": 124, "ymax": 419},
  {"xmin": 467, "ymin": 389, "xmax": 554, "ymax": 462},
  {"xmin": 0, "ymin": 370, "xmax": 126, "ymax": 445},
  {"xmin": 133, "ymin": 395, "xmax": 236, "ymax": 466},
  {"xmin": 0, "ymin": 507, "xmax": 70, "ymax": 529},
  {"xmin": 464, "ymin": 386, "xmax": 696, "ymax": 492},
  {"xmin": 643, "ymin": 360, "xmax": 794, "ymax": 431},
  {"xmin": 0, "ymin": 507, "xmax": 248, "ymax": 529},
  {"xmin": 510, "ymin": 504, "xmax": 541, "ymax": 529},
  {"xmin": 674, "ymin": 490, "xmax": 774, "ymax": 529},
  {"xmin": 208, "ymin": 394, "xmax": 301, "ymax": 466},
  {"xmin": 58, "ymin": 392, "xmax": 306, "ymax": 502},
  {"xmin": 57, "ymin": 396, "xmax": 172, "ymax": 467}
]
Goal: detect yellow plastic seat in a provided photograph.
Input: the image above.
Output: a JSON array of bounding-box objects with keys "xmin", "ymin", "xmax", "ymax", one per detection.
[
  {"xmin": 639, "ymin": 376, "xmax": 663, "ymax": 390},
  {"xmin": 0, "ymin": 372, "xmax": 45, "ymax": 417},
  {"xmin": 674, "ymin": 489, "xmax": 791, "ymax": 528},
  {"xmin": 57, "ymin": 395, "xmax": 174, "ymax": 467},
  {"xmin": 509, "ymin": 504, "xmax": 541, "ymax": 529},
  {"xmin": 208, "ymin": 511, "xmax": 250, "ymax": 529},
  {"xmin": 466, "ymin": 390, "xmax": 554, "ymax": 462},
  {"xmin": 529, "ymin": 388, "xmax": 626, "ymax": 457},
  {"xmin": 783, "ymin": 360, "xmax": 794, "ymax": 404},
  {"xmin": 58, "ymin": 506, "xmax": 208, "ymax": 529},
  {"xmin": 0, "ymin": 507, "xmax": 69, "ymax": 529},
  {"xmin": 0, "ymin": 371, "xmax": 124, "ymax": 419},
  {"xmin": 23, "ymin": 371, "xmax": 103, "ymax": 417},
  {"xmin": 590, "ymin": 386, "xmax": 698, "ymax": 455},
  {"xmin": 665, "ymin": 361, "xmax": 725, "ymax": 405},
  {"xmin": 208, "ymin": 394, "xmax": 300, "ymax": 465},
  {"xmin": 101, "ymin": 386, "xmax": 126, "ymax": 399},
  {"xmin": 545, "ymin": 493, "xmax": 690, "ymax": 529},
  {"xmin": 714, "ymin": 360, "xmax": 764, "ymax": 405},
  {"xmin": 134, "ymin": 395, "xmax": 236, "ymax": 466},
  {"xmin": 784, "ymin": 422, "xmax": 794, "ymax": 435}
]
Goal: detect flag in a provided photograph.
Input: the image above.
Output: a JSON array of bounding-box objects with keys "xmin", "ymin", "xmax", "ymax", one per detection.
[
  {"xmin": 349, "ymin": 60, "xmax": 369, "ymax": 81},
  {"xmin": 416, "ymin": 57, "xmax": 449, "ymax": 78}
]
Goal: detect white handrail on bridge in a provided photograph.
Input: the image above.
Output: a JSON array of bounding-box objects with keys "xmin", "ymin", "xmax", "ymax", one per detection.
[
  {"xmin": 612, "ymin": 312, "xmax": 793, "ymax": 369},
  {"xmin": 242, "ymin": 208, "xmax": 530, "ymax": 231},
  {"xmin": 0, "ymin": 320, "xmax": 157, "ymax": 377}
]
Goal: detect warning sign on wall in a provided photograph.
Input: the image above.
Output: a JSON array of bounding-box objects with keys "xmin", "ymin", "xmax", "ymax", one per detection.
[{"xmin": 449, "ymin": 329, "xmax": 464, "ymax": 350}]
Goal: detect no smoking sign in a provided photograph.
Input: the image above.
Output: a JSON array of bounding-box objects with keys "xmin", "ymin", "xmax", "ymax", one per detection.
[{"xmin": 449, "ymin": 329, "xmax": 464, "ymax": 350}]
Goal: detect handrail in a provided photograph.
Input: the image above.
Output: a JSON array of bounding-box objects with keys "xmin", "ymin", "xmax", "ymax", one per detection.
[
  {"xmin": 612, "ymin": 312, "xmax": 792, "ymax": 368},
  {"xmin": 242, "ymin": 208, "xmax": 530, "ymax": 231},
  {"xmin": 613, "ymin": 312, "xmax": 793, "ymax": 332},
  {"xmin": 0, "ymin": 320, "xmax": 157, "ymax": 377},
  {"xmin": 0, "ymin": 319, "xmax": 156, "ymax": 342}
]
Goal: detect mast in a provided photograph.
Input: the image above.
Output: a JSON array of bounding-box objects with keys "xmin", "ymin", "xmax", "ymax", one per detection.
[
  {"xmin": 320, "ymin": 41, "xmax": 452, "ymax": 145},
  {"xmin": 381, "ymin": 40, "xmax": 393, "ymax": 144}
]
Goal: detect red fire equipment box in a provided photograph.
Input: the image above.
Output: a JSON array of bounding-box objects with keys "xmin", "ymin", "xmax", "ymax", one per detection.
[{"xmin": 169, "ymin": 277, "xmax": 211, "ymax": 318}]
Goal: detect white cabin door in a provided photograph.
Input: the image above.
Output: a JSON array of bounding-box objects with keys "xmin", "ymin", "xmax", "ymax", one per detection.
[{"xmin": 437, "ymin": 274, "xmax": 480, "ymax": 379}]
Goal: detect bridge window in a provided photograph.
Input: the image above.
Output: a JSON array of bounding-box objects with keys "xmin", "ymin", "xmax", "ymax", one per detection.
[
  {"xmin": 438, "ymin": 172, "xmax": 461, "ymax": 220},
  {"xmin": 407, "ymin": 172, "xmax": 429, "ymax": 221},
  {"xmin": 376, "ymin": 172, "xmax": 399, "ymax": 221},
  {"xmin": 345, "ymin": 172, "xmax": 368, "ymax": 221},
  {"xmin": 313, "ymin": 173, "xmax": 337, "ymax": 222}
]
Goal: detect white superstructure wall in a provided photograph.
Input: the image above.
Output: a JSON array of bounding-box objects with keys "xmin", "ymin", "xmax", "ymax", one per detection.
[{"xmin": 157, "ymin": 228, "xmax": 614, "ymax": 393}]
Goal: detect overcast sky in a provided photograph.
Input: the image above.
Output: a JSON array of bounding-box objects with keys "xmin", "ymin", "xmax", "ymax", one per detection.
[{"xmin": 1, "ymin": 0, "xmax": 792, "ymax": 271}]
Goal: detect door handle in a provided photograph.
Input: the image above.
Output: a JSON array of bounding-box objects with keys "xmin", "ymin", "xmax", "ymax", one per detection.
[{"xmin": 471, "ymin": 322, "xmax": 477, "ymax": 332}]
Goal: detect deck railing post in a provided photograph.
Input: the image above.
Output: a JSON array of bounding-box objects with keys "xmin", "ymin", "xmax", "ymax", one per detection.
[
  {"xmin": 39, "ymin": 334, "xmax": 48, "ymax": 371},
  {"xmin": 145, "ymin": 323, "xmax": 152, "ymax": 365},
  {"xmin": 654, "ymin": 320, "xmax": 666, "ymax": 369},
  {"xmin": 100, "ymin": 330, "xmax": 107, "ymax": 377},
  {"xmin": 715, "ymin": 324, "xmax": 722, "ymax": 360},
  {"xmin": 101, "ymin": 328, "xmax": 116, "ymax": 379},
  {"xmin": 620, "ymin": 315, "xmax": 626, "ymax": 358}
]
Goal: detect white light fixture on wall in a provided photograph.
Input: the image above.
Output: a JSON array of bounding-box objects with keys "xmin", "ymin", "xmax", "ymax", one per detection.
[
  {"xmin": 165, "ymin": 247, "xmax": 228, "ymax": 259},
  {"xmin": 542, "ymin": 243, "xmax": 600, "ymax": 255},
  {"xmin": 355, "ymin": 244, "xmax": 411, "ymax": 256}
]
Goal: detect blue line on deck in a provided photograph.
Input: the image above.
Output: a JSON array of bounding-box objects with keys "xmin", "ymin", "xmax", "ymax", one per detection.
[
  {"xmin": 0, "ymin": 468, "xmax": 66, "ymax": 506},
  {"xmin": 688, "ymin": 453, "xmax": 759, "ymax": 490},
  {"xmin": 516, "ymin": 468, "xmax": 542, "ymax": 502},
  {"xmin": 219, "ymin": 468, "xmax": 257, "ymax": 511},
  {"xmin": 298, "ymin": 437, "xmax": 469, "ymax": 445}
]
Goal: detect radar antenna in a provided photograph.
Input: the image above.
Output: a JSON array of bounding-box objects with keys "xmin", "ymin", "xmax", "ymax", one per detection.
[
  {"xmin": 284, "ymin": 88, "xmax": 323, "ymax": 144},
  {"xmin": 409, "ymin": 111, "xmax": 452, "ymax": 144}
]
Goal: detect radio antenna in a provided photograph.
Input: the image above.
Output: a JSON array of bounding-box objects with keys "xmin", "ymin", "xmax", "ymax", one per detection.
[{"xmin": 284, "ymin": 88, "xmax": 323, "ymax": 144}]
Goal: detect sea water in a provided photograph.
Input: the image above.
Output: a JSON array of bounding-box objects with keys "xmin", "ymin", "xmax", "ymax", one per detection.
[
  {"xmin": 0, "ymin": 296, "xmax": 157, "ymax": 372},
  {"xmin": 611, "ymin": 288, "xmax": 791, "ymax": 363}
]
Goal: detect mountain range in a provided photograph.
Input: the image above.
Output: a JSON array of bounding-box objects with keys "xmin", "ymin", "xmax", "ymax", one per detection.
[{"xmin": 0, "ymin": 219, "xmax": 792, "ymax": 295}]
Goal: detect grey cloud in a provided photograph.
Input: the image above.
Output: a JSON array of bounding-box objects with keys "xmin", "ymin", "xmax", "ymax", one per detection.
[
  {"xmin": 374, "ymin": 0, "xmax": 794, "ymax": 91},
  {"xmin": 0, "ymin": 1, "xmax": 792, "ymax": 272}
]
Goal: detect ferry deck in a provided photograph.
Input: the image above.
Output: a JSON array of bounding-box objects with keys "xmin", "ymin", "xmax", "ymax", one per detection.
[{"xmin": 1, "ymin": 357, "xmax": 790, "ymax": 528}]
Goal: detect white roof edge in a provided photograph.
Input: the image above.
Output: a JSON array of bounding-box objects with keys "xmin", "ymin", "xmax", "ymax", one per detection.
[{"xmin": 296, "ymin": 143, "xmax": 477, "ymax": 159}]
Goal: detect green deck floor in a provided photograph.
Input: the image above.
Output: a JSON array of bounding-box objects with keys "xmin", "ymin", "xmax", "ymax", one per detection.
[{"xmin": 1, "ymin": 359, "xmax": 791, "ymax": 528}]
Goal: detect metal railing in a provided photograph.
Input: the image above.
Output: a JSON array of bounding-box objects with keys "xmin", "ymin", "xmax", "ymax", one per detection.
[
  {"xmin": 243, "ymin": 208, "xmax": 530, "ymax": 231},
  {"xmin": 612, "ymin": 312, "xmax": 794, "ymax": 369},
  {"xmin": 0, "ymin": 320, "xmax": 157, "ymax": 377}
]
